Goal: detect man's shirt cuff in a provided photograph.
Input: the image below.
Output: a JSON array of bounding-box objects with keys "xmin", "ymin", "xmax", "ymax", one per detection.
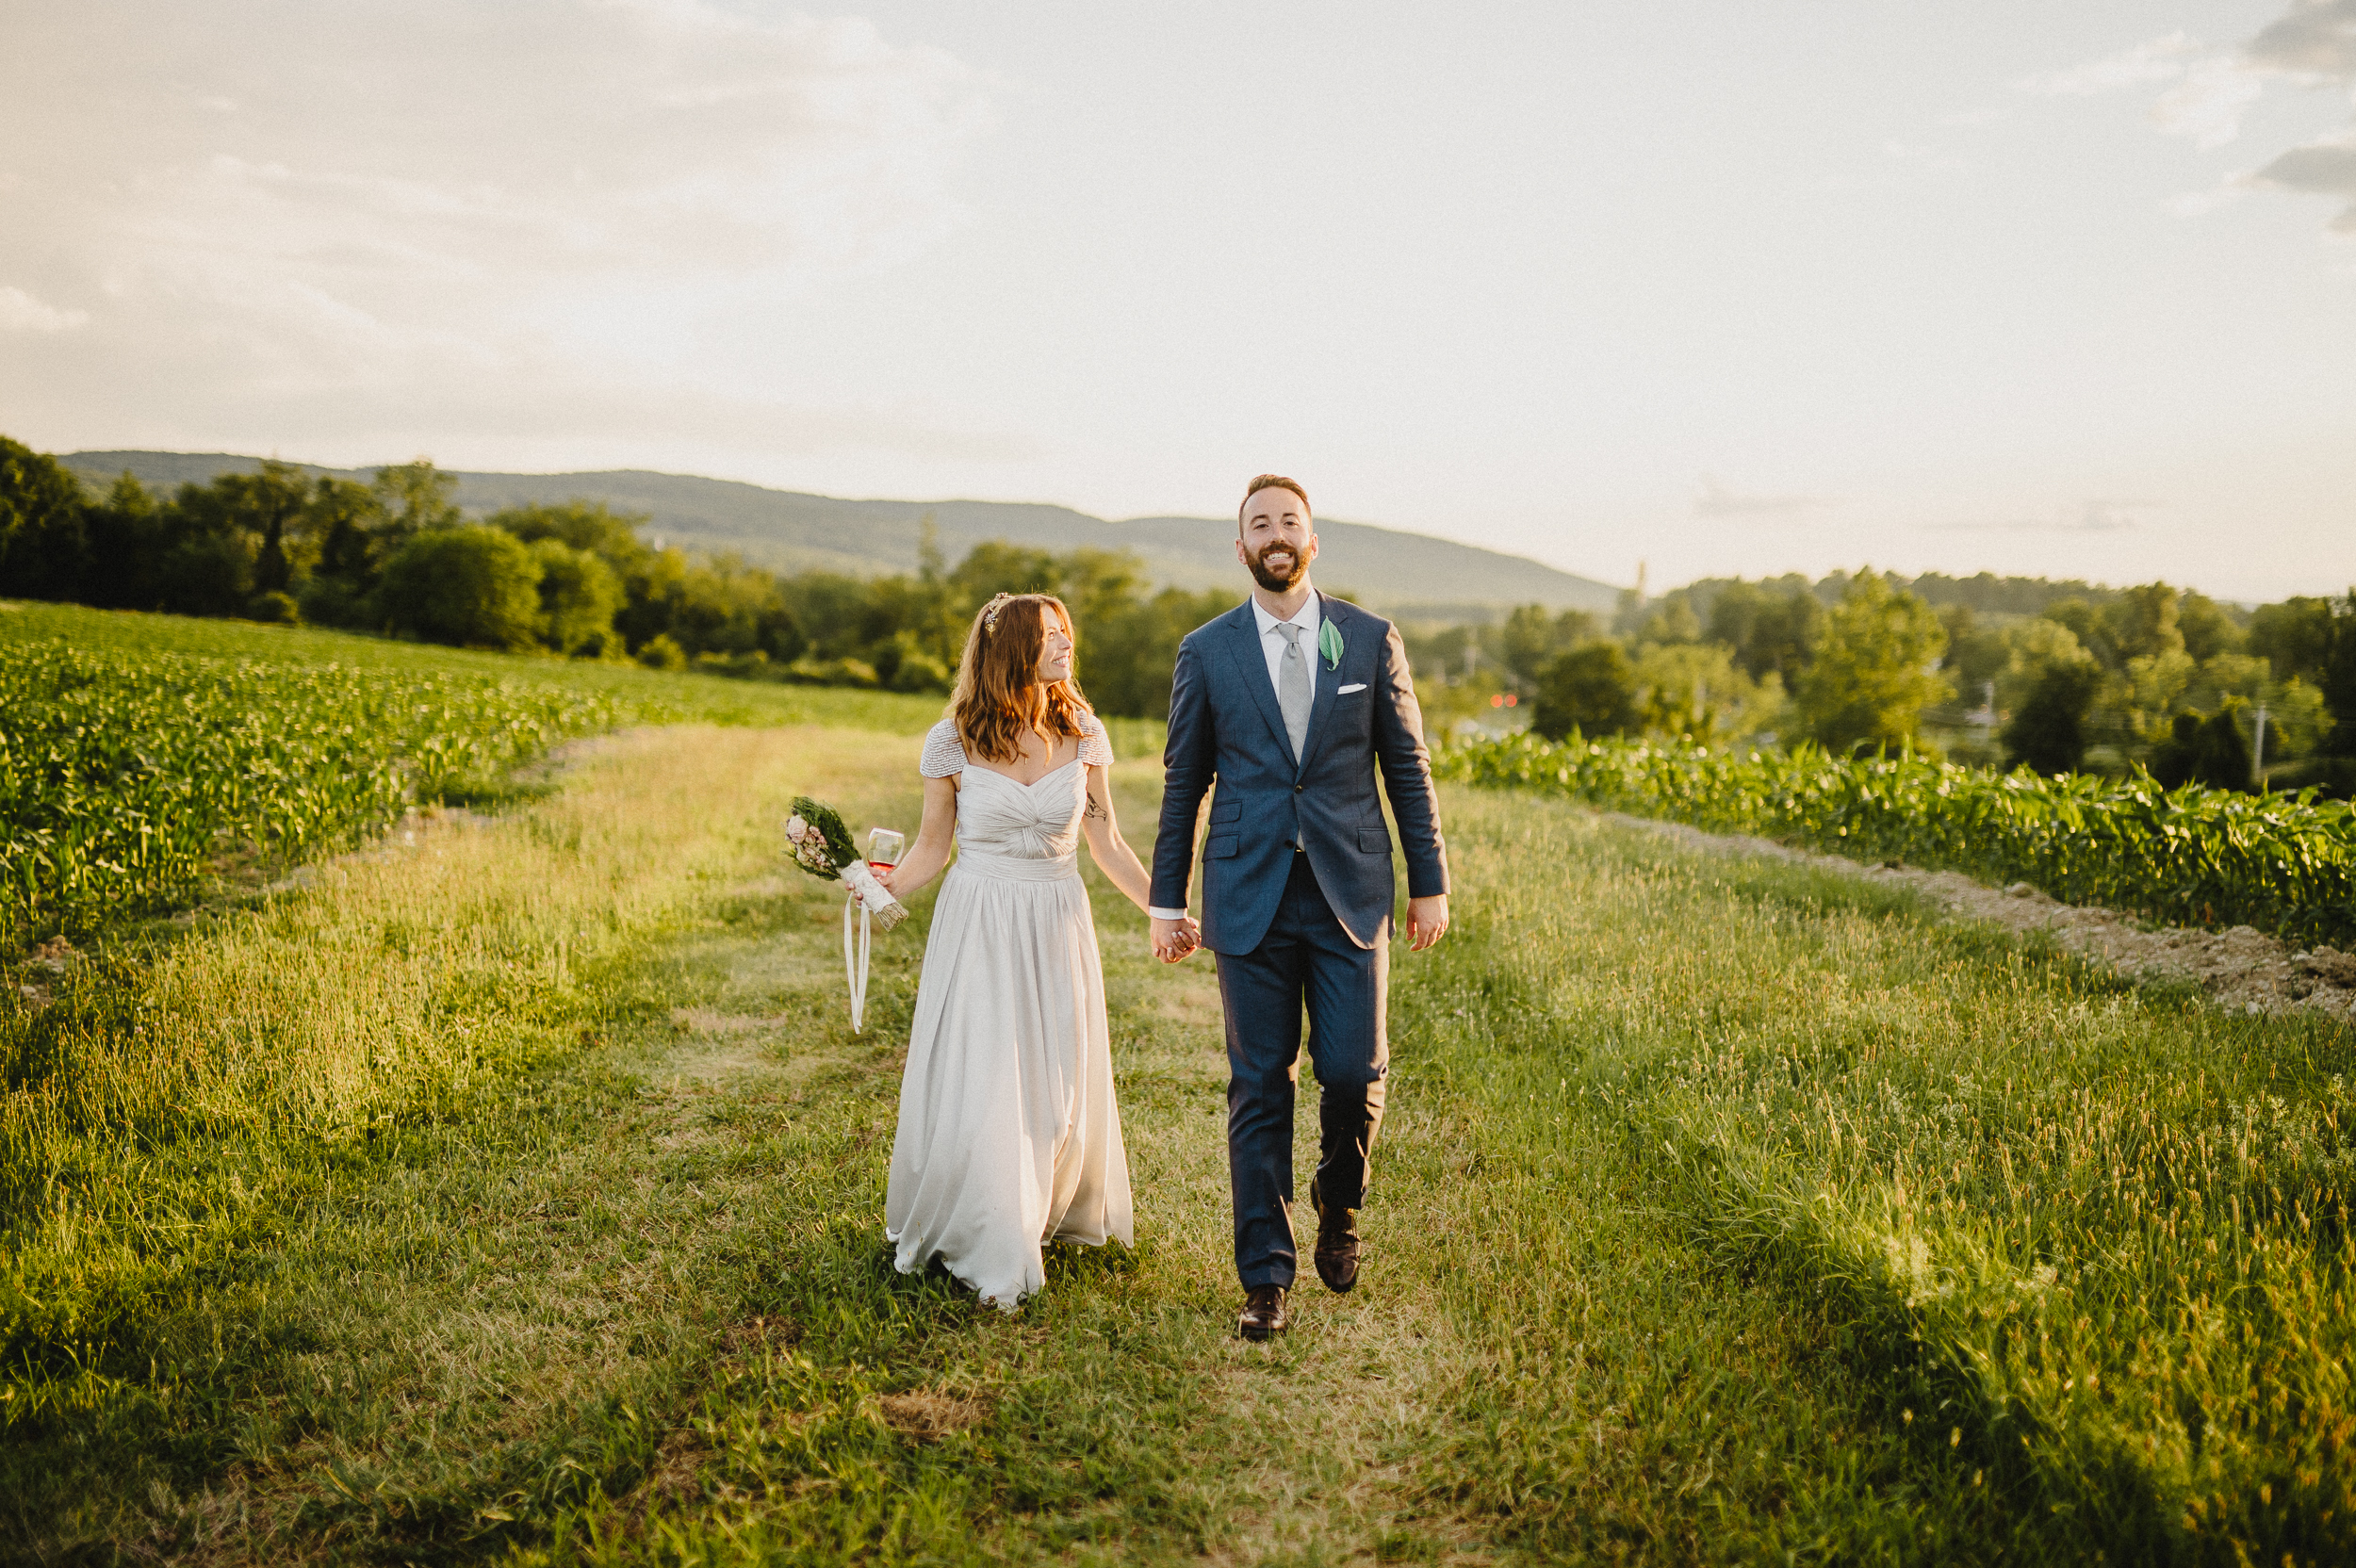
[{"xmin": 1148, "ymin": 906, "xmax": 1190, "ymax": 922}]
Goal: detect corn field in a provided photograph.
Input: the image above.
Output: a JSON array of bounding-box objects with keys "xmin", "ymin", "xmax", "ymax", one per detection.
[
  {"xmin": 0, "ymin": 636, "xmax": 629, "ymax": 947},
  {"xmin": 1439, "ymin": 731, "xmax": 2356, "ymax": 945}
]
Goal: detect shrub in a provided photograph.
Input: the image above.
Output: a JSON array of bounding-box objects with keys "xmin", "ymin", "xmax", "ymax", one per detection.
[
  {"xmin": 1530, "ymin": 642, "xmax": 1638, "ymax": 741},
  {"xmin": 375, "ymin": 526, "xmax": 545, "ymax": 651},
  {"xmin": 243, "ymin": 591, "xmax": 301, "ymax": 626}
]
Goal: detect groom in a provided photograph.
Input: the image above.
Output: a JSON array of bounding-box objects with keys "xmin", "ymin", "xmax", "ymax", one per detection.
[{"xmin": 1149, "ymin": 474, "xmax": 1449, "ymax": 1341}]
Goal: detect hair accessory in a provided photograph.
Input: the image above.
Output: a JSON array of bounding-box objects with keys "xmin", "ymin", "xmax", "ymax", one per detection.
[{"xmin": 981, "ymin": 593, "xmax": 1013, "ymax": 633}]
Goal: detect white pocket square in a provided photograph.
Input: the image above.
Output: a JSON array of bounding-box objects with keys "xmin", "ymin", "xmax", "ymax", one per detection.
[{"xmin": 1336, "ymin": 682, "xmax": 1367, "ymax": 694}]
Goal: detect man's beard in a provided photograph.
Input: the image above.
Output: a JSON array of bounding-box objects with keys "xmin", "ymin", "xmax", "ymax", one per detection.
[{"xmin": 1247, "ymin": 540, "xmax": 1308, "ymax": 593}]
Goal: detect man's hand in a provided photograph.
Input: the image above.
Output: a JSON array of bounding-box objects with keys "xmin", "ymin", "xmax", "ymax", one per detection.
[
  {"xmin": 1151, "ymin": 915, "xmax": 1201, "ymax": 963},
  {"xmin": 1404, "ymin": 894, "xmax": 1449, "ymax": 952}
]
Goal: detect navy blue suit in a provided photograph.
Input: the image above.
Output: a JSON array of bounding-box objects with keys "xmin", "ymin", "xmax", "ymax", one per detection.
[{"xmin": 1152, "ymin": 591, "xmax": 1448, "ymax": 1288}]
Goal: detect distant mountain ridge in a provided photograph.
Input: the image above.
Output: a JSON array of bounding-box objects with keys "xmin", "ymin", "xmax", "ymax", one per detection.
[{"xmin": 62, "ymin": 450, "xmax": 1622, "ymax": 619}]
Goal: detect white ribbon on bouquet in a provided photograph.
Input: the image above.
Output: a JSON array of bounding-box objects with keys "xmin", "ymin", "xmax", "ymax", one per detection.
[{"xmin": 836, "ymin": 858, "xmax": 898, "ymax": 1033}]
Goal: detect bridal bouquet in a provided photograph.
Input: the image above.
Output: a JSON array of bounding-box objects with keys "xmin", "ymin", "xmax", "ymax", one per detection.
[
  {"xmin": 786, "ymin": 796, "xmax": 908, "ymax": 930},
  {"xmin": 787, "ymin": 796, "xmax": 907, "ymax": 1034}
]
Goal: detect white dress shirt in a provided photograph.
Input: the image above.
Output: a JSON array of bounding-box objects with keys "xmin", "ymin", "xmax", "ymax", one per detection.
[{"xmin": 1152, "ymin": 588, "xmax": 1318, "ymax": 922}]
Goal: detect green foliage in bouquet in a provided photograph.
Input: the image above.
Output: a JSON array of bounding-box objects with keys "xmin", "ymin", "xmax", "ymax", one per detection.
[{"xmin": 785, "ymin": 795, "xmax": 859, "ymax": 876}]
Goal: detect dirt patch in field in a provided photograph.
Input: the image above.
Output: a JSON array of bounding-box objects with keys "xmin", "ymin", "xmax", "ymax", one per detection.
[
  {"xmin": 876, "ymin": 1388, "xmax": 990, "ymax": 1442},
  {"xmin": 1611, "ymin": 812, "xmax": 2356, "ymax": 1025}
]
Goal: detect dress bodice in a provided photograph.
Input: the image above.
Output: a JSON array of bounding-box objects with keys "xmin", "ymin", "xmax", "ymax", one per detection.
[
  {"xmin": 956, "ymin": 761, "xmax": 1088, "ymax": 866},
  {"xmin": 920, "ymin": 716, "xmax": 1112, "ymax": 875}
]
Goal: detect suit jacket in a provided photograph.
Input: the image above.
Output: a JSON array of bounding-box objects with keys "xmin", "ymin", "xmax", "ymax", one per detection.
[{"xmin": 1151, "ymin": 590, "xmax": 1448, "ymax": 955}]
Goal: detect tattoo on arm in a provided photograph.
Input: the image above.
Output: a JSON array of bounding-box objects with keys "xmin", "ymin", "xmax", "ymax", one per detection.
[{"xmin": 1084, "ymin": 793, "xmax": 1108, "ymax": 822}]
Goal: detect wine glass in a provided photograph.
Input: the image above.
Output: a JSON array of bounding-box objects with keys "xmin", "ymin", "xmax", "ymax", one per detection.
[{"xmin": 866, "ymin": 827, "xmax": 906, "ymax": 874}]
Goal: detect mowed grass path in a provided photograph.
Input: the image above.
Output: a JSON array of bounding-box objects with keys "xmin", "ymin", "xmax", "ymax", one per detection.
[{"xmin": 9, "ymin": 723, "xmax": 2347, "ymax": 1562}]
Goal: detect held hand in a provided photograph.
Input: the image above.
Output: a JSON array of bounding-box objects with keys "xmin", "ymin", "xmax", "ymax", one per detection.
[
  {"xmin": 1150, "ymin": 915, "xmax": 1200, "ymax": 963},
  {"xmin": 1405, "ymin": 894, "xmax": 1449, "ymax": 952}
]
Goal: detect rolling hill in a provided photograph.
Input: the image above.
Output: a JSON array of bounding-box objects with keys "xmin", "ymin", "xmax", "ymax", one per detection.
[{"xmin": 63, "ymin": 451, "xmax": 1622, "ymax": 619}]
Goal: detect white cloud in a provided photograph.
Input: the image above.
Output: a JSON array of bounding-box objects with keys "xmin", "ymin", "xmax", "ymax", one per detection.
[
  {"xmin": 1693, "ymin": 478, "xmax": 1831, "ymax": 519},
  {"xmin": 2022, "ymin": 33, "xmax": 2201, "ymax": 97},
  {"xmin": 1934, "ymin": 499, "xmax": 2151, "ymax": 533},
  {"xmin": 2030, "ymin": 3, "xmax": 2356, "ymax": 234},
  {"xmin": 0, "ymin": 0, "xmax": 995, "ymax": 449},
  {"xmin": 0, "ymin": 286, "xmax": 89, "ymax": 333},
  {"xmin": 2151, "ymin": 57, "xmax": 2267, "ymax": 148}
]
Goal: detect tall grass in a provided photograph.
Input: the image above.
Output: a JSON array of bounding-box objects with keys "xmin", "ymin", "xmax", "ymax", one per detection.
[
  {"xmin": 1407, "ymin": 787, "xmax": 2356, "ymax": 1562},
  {"xmin": 1438, "ymin": 730, "xmax": 2356, "ymax": 944},
  {"xmin": 0, "ymin": 726, "xmax": 811, "ymax": 1436}
]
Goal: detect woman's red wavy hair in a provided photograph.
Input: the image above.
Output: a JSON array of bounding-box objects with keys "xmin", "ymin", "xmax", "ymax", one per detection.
[{"xmin": 950, "ymin": 594, "xmax": 1093, "ymax": 764}]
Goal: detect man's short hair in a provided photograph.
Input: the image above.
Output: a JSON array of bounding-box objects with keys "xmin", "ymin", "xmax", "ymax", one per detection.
[{"xmin": 1239, "ymin": 474, "xmax": 1309, "ymax": 528}]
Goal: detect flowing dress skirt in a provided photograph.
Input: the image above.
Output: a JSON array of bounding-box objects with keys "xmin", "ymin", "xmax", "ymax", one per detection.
[{"xmin": 884, "ymin": 854, "xmax": 1133, "ymax": 1308}]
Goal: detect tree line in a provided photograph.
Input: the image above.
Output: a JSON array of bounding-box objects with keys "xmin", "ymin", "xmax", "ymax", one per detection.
[
  {"xmin": 6, "ymin": 434, "xmax": 2349, "ymax": 792},
  {"xmin": 1412, "ymin": 567, "xmax": 2356, "ymax": 795},
  {"xmin": 0, "ymin": 438, "xmax": 1235, "ymax": 719}
]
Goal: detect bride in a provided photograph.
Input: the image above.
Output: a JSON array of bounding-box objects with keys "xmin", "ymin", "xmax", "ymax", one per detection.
[{"xmin": 879, "ymin": 592, "xmax": 1196, "ymax": 1308}]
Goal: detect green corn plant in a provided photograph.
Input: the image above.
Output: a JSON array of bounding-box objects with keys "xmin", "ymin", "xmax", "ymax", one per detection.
[{"xmin": 1439, "ymin": 732, "xmax": 2356, "ymax": 945}]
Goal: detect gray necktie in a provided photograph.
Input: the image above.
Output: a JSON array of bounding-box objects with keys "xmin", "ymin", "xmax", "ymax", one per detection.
[{"xmin": 1276, "ymin": 621, "xmax": 1311, "ymax": 762}]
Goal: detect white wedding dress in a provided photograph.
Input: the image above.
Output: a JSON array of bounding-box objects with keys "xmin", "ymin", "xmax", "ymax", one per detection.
[{"xmin": 884, "ymin": 715, "xmax": 1134, "ymax": 1309}]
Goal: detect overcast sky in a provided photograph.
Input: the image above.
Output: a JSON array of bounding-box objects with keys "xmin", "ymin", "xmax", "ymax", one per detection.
[{"xmin": 3, "ymin": 0, "xmax": 2351, "ymax": 601}]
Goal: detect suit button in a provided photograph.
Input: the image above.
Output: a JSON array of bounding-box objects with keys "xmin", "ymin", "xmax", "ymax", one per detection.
[{"xmin": 1293, "ymin": 783, "xmax": 1304, "ymax": 792}]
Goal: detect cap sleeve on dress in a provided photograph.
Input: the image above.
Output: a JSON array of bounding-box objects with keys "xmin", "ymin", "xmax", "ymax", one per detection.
[
  {"xmin": 1078, "ymin": 712, "xmax": 1114, "ymax": 768},
  {"xmin": 919, "ymin": 719, "xmax": 967, "ymax": 777}
]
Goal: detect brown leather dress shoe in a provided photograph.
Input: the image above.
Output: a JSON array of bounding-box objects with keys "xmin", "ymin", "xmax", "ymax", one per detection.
[
  {"xmin": 1238, "ymin": 1284, "xmax": 1288, "ymax": 1341},
  {"xmin": 1310, "ymin": 1184, "xmax": 1362, "ymax": 1294}
]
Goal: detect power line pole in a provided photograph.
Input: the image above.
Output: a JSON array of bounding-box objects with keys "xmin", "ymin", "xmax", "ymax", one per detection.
[{"xmin": 2252, "ymin": 701, "xmax": 2268, "ymax": 789}]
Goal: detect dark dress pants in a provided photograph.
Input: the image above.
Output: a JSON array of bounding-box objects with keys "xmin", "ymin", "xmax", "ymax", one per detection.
[{"xmin": 1216, "ymin": 850, "xmax": 1390, "ymax": 1289}]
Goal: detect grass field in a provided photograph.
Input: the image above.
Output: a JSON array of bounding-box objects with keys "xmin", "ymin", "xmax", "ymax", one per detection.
[{"xmin": 5, "ymin": 608, "xmax": 2353, "ymax": 1564}]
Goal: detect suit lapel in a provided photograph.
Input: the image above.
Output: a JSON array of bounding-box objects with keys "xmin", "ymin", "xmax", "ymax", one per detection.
[
  {"xmin": 1220, "ymin": 606, "xmax": 1298, "ymax": 768},
  {"xmin": 1297, "ymin": 592, "xmax": 1350, "ymax": 776}
]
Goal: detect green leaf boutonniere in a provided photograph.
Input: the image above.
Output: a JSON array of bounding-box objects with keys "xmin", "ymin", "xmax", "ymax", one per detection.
[{"xmin": 1318, "ymin": 620, "xmax": 1344, "ymax": 671}]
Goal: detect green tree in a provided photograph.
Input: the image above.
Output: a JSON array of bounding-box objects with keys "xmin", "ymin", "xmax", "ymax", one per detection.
[
  {"xmin": 527, "ymin": 538, "xmax": 624, "ymax": 656},
  {"xmin": 2002, "ymin": 662, "xmax": 2100, "ymax": 776},
  {"xmin": 75, "ymin": 474, "xmax": 172, "ymax": 610},
  {"xmin": 2249, "ymin": 596, "xmax": 2336, "ymax": 683},
  {"xmin": 949, "ymin": 541, "xmax": 1060, "ymax": 604},
  {"xmin": 300, "ymin": 477, "xmax": 392, "ymax": 624},
  {"xmin": 0, "ymin": 436, "xmax": 86, "ymax": 561},
  {"xmin": 489, "ymin": 499, "xmax": 652, "ymax": 575},
  {"xmin": 0, "ymin": 438, "xmax": 93, "ymax": 599},
  {"xmin": 2321, "ymin": 591, "xmax": 2356, "ymax": 760},
  {"xmin": 1793, "ymin": 572, "xmax": 1952, "ymax": 752},
  {"xmin": 2092, "ymin": 582, "xmax": 2184, "ymax": 669},
  {"xmin": 2176, "ymin": 590, "xmax": 2243, "ymax": 662},
  {"xmin": 1531, "ymin": 641, "xmax": 1640, "ymax": 741},
  {"xmin": 375, "ymin": 526, "xmax": 544, "ymax": 650},
  {"xmin": 1083, "ymin": 584, "xmax": 1235, "ymax": 719},
  {"xmin": 1706, "ymin": 580, "xmax": 1821, "ymax": 680},
  {"xmin": 371, "ymin": 459, "xmax": 464, "ymax": 545},
  {"xmin": 2042, "ymin": 596, "xmax": 2101, "ymax": 659},
  {"xmin": 1497, "ymin": 604, "xmax": 1599, "ymax": 686},
  {"xmin": 1636, "ymin": 596, "xmax": 1702, "ymax": 647},
  {"xmin": 1629, "ymin": 642, "xmax": 1780, "ymax": 742},
  {"xmin": 1938, "ymin": 603, "xmax": 2008, "ymax": 698},
  {"xmin": 172, "ymin": 461, "xmax": 315, "ymax": 598}
]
